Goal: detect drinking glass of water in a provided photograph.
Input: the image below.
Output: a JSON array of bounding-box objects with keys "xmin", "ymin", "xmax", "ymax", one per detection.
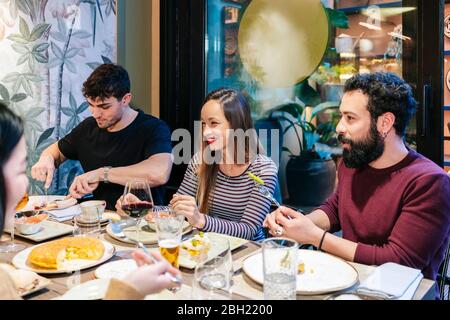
[
  {"xmin": 262, "ymin": 237, "xmax": 298, "ymax": 300},
  {"xmin": 191, "ymin": 236, "xmax": 233, "ymax": 300}
]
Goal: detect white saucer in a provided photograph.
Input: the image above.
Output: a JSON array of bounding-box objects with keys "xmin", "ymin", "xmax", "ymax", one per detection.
[
  {"xmin": 58, "ymin": 279, "xmax": 109, "ymax": 300},
  {"xmin": 94, "ymin": 259, "xmax": 138, "ymax": 280},
  {"xmin": 57, "ymin": 278, "xmax": 110, "ymax": 300}
]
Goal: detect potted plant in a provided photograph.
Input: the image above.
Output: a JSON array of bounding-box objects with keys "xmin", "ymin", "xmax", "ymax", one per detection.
[{"xmin": 268, "ymin": 97, "xmax": 341, "ymax": 207}]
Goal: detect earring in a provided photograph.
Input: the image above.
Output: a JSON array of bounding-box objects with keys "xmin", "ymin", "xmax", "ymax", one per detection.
[{"xmin": 382, "ymin": 132, "xmax": 388, "ymax": 139}]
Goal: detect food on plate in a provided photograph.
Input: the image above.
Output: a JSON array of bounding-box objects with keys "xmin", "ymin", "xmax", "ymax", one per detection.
[
  {"xmin": 15, "ymin": 212, "xmax": 48, "ymax": 235},
  {"xmin": 298, "ymin": 260, "xmax": 305, "ymax": 274},
  {"xmin": 181, "ymin": 232, "xmax": 211, "ymax": 257},
  {"xmin": 0, "ymin": 263, "xmax": 43, "ymax": 295},
  {"xmin": 28, "ymin": 237, "xmax": 105, "ymax": 269},
  {"xmin": 15, "ymin": 213, "xmax": 48, "ymax": 225},
  {"xmin": 32, "ymin": 196, "xmax": 77, "ymax": 211}
]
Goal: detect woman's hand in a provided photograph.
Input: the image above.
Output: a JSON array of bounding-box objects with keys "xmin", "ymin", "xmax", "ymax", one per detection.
[
  {"xmin": 263, "ymin": 206, "xmax": 323, "ymax": 245},
  {"xmin": 123, "ymin": 250, "xmax": 182, "ymax": 295},
  {"xmin": 170, "ymin": 194, "xmax": 205, "ymax": 229}
]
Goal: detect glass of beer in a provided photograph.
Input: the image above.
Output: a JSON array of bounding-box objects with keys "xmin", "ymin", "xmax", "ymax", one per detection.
[{"xmin": 154, "ymin": 209, "xmax": 184, "ymax": 268}]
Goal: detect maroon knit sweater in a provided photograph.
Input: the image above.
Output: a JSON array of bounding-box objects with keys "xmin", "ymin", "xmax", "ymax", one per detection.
[{"xmin": 319, "ymin": 149, "xmax": 450, "ymax": 283}]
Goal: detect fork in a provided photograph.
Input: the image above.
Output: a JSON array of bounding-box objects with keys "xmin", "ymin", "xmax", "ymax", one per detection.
[
  {"xmin": 256, "ymin": 185, "xmax": 281, "ymax": 208},
  {"xmin": 109, "ymin": 218, "xmax": 183, "ymax": 291}
]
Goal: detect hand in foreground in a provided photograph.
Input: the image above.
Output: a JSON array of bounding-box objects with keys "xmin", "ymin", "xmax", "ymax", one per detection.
[{"xmin": 123, "ymin": 250, "xmax": 182, "ymax": 295}]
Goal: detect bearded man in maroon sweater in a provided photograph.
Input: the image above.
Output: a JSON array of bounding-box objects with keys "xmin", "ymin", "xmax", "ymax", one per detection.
[{"xmin": 264, "ymin": 72, "xmax": 450, "ymax": 296}]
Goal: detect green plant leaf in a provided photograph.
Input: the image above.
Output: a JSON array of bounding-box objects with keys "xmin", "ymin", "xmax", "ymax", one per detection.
[
  {"xmin": 96, "ymin": 0, "xmax": 104, "ymax": 22},
  {"xmin": 47, "ymin": 58, "xmax": 61, "ymax": 69},
  {"xmin": 69, "ymin": 93, "xmax": 77, "ymax": 109},
  {"xmin": 57, "ymin": 16, "xmax": 67, "ymax": 37},
  {"xmin": 51, "ymin": 42, "xmax": 64, "ymax": 59},
  {"xmin": 66, "ymin": 48, "xmax": 81, "ymax": 59},
  {"xmin": 36, "ymin": 127, "xmax": 55, "ymax": 148},
  {"xmin": 282, "ymin": 147, "xmax": 294, "ymax": 155},
  {"xmin": 50, "ymin": 31, "xmax": 66, "ymax": 42},
  {"xmin": 26, "ymin": 107, "xmax": 45, "ymax": 119},
  {"xmin": 24, "ymin": 73, "xmax": 43, "ymax": 82},
  {"xmin": 10, "ymin": 93, "xmax": 27, "ymax": 103},
  {"xmin": 11, "ymin": 43, "xmax": 29, "ymax": 54},
  {"xmin": 295, "ymin": 82, "xmax": 321, "ymax": 107},
  {"xmin": 17, "ymin": 54, "xmax": 30, "ymax": 66},
  {"xmin": 32, "ymin": 52, "xmax": 48, "ymax": 64},
  {"xmin": 77, "ymin": 102, "xmax": 89, "ymax": 114},
  {"xmin": 275, "ymin": 103, "xmax": 303, "ymax": 119},
  {"xmin": 72, "ymin": 30, "xmax": 92, "ymax": 39},
  {"xmin": 101, "ymin": 55, "xmax": 112, "ymax": 64},
  {"xmin": 19, "ymin": 17, "xmax": 30, "ymax": 40},
  {"xmin": 86, "ymin": 62, "xmax": 101, "ymax": 70},
  {"xmin": 0, "ymin": 83, "xmax": 10, "ymax": 101},
  {"xmin": 61, "ymin": 107, "xmax": 74, "ymax": 117},
  {"xmin": 325, "ymin": 8, "xmax": 349, "ymax": 29},
  {"xmin": 33, "ymin": 42, "xmax": 50, "ymax": 53},
  {"xmin": 21, "ymin": 78, "xmax": 33, "ymax": 97},
  {"xmin": 311, "ymin": 101, "xmax": 340, "ymax": 118},
  {"xmin": 65, "ymin": 60, "xmax": 77, "ymax": 73},
  {"xmin": 3, "ymin": 72, "xmax": 20, "ymax": 83},
  {"xmin": 30, "ymin": 23, "xmax": 51, "ymax": 41},
  {"xmin": 7, "ymin": 34, "xmax": 29, "ymax": 44}
]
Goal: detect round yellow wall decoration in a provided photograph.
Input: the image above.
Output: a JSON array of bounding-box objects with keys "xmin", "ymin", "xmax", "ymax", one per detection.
[{"xmin": 238, "ymin": 0, "xmax": 329, "ymax": 88}]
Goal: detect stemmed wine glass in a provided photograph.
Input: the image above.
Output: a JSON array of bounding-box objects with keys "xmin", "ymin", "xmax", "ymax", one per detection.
[
  {"xmin": 0, "ymin": 193, "xmax": 28, "ymax": 253},
  {"xmin": 120, "ymin": 180, "xmax": 153, "ymax": 244}
]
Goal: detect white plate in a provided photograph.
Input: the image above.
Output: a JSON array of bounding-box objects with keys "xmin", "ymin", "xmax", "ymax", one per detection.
[
  {"xmin": 57, "ymin": 278, "xmax": 110, "ymax": 300},
  {"xmin": 23, "ymin": 195, "xmax": 75, "ymax": 211},
  {"xmin": 179, "ymin": 232, "xmax": 248, "ymax": 269},
  {"xmin": 94, "ymin": 259, "xmax": 138, "ymax": 280},
  {"xmin": 12, "ymin": 239, "xmax": 115, "ymax": 274},
  {"xmin": 242, "ymin": 249, "xmax": 358, "ymax": 295},
  {"xmin": 19, "ymin": 274, "xmax": 52, "ymax": 297},
  {"xmin": 105, "ymin": 219, "xmax": 192, "ymax": 245},
  {"xmin": 5, "ymin": 220, "xmax": 75, "ymax": 242}
]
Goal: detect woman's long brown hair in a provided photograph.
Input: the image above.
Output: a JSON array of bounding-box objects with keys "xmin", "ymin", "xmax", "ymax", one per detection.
[{"xmin": 197, "ymin": 88, "xmax": 260, "ymax": 214}]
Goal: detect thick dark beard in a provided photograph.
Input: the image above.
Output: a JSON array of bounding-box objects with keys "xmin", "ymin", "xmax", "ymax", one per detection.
[{"xmin": 338, "ymin": 120, "xmax": 385, "ymax": 169}]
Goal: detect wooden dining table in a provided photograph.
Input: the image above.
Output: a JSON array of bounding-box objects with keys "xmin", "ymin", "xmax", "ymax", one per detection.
[{"xmin": 0, "ymin": 225, "xmax": 436, "ymax": 300}]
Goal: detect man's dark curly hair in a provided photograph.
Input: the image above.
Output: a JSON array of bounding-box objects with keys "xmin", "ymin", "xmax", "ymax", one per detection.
[
  {"xmin": 82, "ymin": 64, "xmax": 130, "ymax": 101},
  {"xmin": 344, "ymin": 72, "xmax": 417, "ymax": 137}
]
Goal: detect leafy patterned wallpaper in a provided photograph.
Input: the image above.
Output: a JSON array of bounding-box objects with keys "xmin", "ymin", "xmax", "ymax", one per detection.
[{"xmin": 0, "ymin": 0, "xmax": 117, "ymax": 195}]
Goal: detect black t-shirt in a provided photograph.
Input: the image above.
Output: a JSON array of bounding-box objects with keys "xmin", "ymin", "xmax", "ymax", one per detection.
[{"xmin": 58, "ymin": 109, "xmax": 172, "ymax": 210}]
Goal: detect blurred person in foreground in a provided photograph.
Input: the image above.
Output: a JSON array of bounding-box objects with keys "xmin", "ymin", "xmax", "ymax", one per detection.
[{"xmin": 0, "ymin": 102, "xmax": 180, "ymax": 300}]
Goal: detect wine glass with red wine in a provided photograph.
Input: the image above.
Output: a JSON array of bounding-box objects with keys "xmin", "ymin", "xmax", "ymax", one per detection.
[{"xmin": 121, "ymin": 179, "xmax": 153, "ymax": 243}]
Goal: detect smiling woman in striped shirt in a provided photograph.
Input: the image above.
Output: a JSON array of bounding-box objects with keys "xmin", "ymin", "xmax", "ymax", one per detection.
[{"xmin": 170, "ymin": 88, "xmax": 278, "ymax": 241}]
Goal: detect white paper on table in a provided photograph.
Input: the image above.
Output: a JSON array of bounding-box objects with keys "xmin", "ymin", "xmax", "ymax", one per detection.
[{"xmin": 47, "ymin": 205, "xmax": 80, "ymax": 222}]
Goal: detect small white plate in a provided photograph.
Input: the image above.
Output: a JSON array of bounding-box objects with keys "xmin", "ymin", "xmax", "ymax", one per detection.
[
  {"xmin": 58, "ymin": 278, "xmax": 110, "ymax": 300},
  {"xmin": 105, "ymin": 219, "xmax": 192, "ymax": 245},
  {"xmin": 95, "ymin": 259, "xmax": 138, "ymax": 280}
]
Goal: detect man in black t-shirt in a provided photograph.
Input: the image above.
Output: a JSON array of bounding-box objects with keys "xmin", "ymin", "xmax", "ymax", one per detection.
[{"xmin": 31, "ymin": 64, "xmax": 173, "ymax": 209}]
